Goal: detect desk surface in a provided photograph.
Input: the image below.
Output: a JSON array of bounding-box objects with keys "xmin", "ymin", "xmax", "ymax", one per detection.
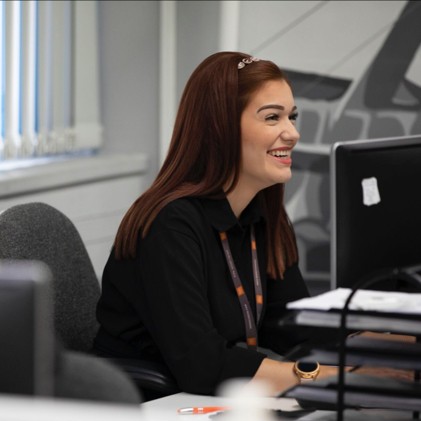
[
  {"xmin": 140, "ymin": 392, "xmax": 302, "ymax": 421},
  {"xmin": 0, "ymin": 392, "xmax": 414, "ymax": 421},
  {"xmin": 0, "ymin": 395, "xmax": 142, "ymax": 421},
  {"xmin": 140, "ymin": 392, "xmax": 417, "ymax": 421}
]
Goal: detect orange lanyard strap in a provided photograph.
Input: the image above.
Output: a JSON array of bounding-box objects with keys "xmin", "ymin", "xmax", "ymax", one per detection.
[{"xmin": 219, "ymin": 225, "xmax": 263, "ymax": 350}]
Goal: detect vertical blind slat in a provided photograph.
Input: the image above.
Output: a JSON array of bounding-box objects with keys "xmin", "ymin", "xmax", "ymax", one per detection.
[
  {"xmin": 21, "ymin": 0, "xmax": 37, "ymax": 157},
  {"xmin": 51, "ymin": 1, "xmax": 73, "ymax": 154},
  {"xmin": 4, "ymin": 0, "xmax": 21, "ymax": 158},
  {"xmin": 51, "ymin": 1, "xmax": 63, "ymax": 154},
  {"xmin": 0, "ymin": 1, "xmax": 4, "ymax": 149},
  {"xmin": 73, "ymin": 1, "xmax": 102, "ymax": 150},
  {"xmin": 37, "ymin": 0, "xmax": 53, "ymax": 155},
  {"xmin": 62, "ymin": 0, "xmax": 73, "ymax": 151}
]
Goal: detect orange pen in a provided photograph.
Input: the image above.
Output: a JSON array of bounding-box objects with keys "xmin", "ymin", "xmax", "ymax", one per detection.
[{"xmin": 177, "ymin": 406, "xmax": 230, "ymax": 415}]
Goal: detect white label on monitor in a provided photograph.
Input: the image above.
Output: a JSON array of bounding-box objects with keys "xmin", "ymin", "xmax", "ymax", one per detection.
[{"xmin": 362, "ymin": 177, "xmax": 381, "ymax": 206}]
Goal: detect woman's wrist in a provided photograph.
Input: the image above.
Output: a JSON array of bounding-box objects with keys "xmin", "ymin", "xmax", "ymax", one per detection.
[{"xmin": 293, "ymin": 360, "xmax": 320, "ymax": 382}]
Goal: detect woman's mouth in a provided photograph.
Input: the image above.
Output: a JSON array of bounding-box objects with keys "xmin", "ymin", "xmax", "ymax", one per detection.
[{"xmin": 267, "ymin": 149, "xmax": 292, "ymax": 165}]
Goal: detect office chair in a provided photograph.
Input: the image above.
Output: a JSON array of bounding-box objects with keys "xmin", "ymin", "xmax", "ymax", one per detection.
[
  {"xmin": 0, "ymin": 202, "xmax": 180, "ymax": 401},
  {"xmin": 55, "ymin": 347, "xmax": 142, "ymax": 404}
]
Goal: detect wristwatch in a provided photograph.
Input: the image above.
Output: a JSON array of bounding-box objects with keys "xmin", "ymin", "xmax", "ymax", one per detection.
[{"xmin": 293, "ymin": 360, "xmax": 320, "ymax": 382}]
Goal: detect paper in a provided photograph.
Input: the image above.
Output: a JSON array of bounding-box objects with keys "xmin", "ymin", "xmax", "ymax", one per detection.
[
  {"xmin": 361, "ymin": 177, "xmax": 381, "ymax": 206},
  {"xmin": 287, "ymin": 288, "xmax": 421, "ymax": 315}
]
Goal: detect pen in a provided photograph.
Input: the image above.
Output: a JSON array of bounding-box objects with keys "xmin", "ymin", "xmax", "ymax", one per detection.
[{"xmin": 177, "ymin": 406, "xmax": 230, "ymax": 415}]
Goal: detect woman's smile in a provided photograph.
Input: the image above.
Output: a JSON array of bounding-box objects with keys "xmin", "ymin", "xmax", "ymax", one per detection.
[{"xmin": 267, "ymin": 147, "xmax": 292, "ymax": 165}]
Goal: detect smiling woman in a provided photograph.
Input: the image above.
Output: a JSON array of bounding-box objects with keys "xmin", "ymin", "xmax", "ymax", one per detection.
[{"xmin": 93, "ymin": 51, "xmax": 336, "ymax": 399}]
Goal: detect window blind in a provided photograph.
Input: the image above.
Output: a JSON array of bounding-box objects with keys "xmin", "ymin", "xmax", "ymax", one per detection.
[{"xmin": 0, "ymin": 0, "xmax": 102, "ymax": 163}]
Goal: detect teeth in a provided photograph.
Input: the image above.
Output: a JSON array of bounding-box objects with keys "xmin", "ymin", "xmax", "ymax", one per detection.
[{"xmin": 268, "ymin": 150, "xmax": 289, "ymax": 157}]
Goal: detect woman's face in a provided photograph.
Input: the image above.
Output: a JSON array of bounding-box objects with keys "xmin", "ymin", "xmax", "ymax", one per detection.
[{"xmin": 239, "ymin": 79, "xmax": 299, "ymax": 193}]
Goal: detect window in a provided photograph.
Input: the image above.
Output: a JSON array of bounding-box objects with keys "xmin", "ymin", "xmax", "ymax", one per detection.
[{"xmin": 0, "ymin": 0, "xmax": 101, "ymax": 164}]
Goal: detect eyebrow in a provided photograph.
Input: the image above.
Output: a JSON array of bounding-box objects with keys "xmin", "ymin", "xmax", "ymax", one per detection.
[{"xmin": 257, "ymin": 104, "xmax": 297, "ymax": 113}]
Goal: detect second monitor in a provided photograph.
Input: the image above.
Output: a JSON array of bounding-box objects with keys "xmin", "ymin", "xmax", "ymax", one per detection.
[{"xmin": 330, "ymin": 134, "xmax": 421, "ymax": 291}]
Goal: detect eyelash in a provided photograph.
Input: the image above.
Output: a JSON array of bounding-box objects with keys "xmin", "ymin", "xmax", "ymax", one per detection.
[
  {"xmin": 265, "ymin": 114, "xmax": 280, "ymax": 121},
  {"xmin": 289, "ymin": 112, "xmax": 299, "ymax": 122},
  {"xmin": 265, "ymin": 112, "xmax": 299, "ymax": 122}
]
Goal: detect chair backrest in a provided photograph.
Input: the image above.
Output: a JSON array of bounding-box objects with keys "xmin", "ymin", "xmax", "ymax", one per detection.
[{"xmin": 0, "ymin": 202, "xmax": 100, "ymax": 352}]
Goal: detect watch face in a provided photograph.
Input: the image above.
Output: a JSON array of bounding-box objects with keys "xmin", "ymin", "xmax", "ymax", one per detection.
[{"xmin": 296, "ymin": 361, "xmax": 319, "ymax": 373}]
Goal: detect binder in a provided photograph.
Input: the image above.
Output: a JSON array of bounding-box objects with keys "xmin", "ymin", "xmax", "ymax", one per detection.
[
  {"xmin": 284, "ymin": 373, "xmax": 421, "ymax": 412},
  {"xmin": 287, "ymin": 335, "xmax": 421, "ymax": 371},
  {"xmin": 282, "ymin": 308, "xmax": 421, "ymax": 336}
]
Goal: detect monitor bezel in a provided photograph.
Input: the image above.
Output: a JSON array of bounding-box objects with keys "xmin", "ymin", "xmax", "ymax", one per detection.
[
  {"xmin": 0, "ymin": 260, "xmax": 55, "ymax": 396},
  {"xmin": 330, "ymin": 133, "xmax": 421, "ymax": 290}
]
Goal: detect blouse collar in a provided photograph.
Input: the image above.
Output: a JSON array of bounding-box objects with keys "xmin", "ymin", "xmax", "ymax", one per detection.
[{"xmin": 200, "ymin": 195, "xmax": 264, "ymax": 232}]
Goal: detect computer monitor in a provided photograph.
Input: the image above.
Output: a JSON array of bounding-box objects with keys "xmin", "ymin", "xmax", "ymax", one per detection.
[
  {"xmin": 330, "ymin": 134, "xmax": 421, "ymax": 290},
  {"xmin": 0, "ymin": 260, "xmax": 55, "ymax": 396}
]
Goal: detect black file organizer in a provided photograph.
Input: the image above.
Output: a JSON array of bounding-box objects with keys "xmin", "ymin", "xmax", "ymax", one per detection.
[{"xmin": 282, "ymin": 264, "xmax": 421, "ymax": 421}]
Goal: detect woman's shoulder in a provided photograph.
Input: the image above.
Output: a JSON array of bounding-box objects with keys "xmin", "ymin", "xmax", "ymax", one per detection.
[
  {"xmin": 160, "ymin": 197, "xmax": 203, "ymax": 217},
  {"xmin": 151, "ymin": 197, "xmax": 206, "ymax": 232}
]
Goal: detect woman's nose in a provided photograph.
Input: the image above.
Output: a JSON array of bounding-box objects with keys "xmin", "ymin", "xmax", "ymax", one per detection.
[{"xmin": 281, "ymin": 124, "xmax": 300, "ymax": 145}]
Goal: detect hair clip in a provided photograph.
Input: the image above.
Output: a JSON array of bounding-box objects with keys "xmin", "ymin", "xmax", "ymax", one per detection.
[{"xmin": 238, "ymin": 56, "xmax": 260, "ymax": 69}]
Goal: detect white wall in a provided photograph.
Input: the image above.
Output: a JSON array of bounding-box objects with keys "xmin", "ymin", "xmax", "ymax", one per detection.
[
  {"xmin": 175, "ymin": 1, "xmax": 220, "ymax": 97},
  {"xmin": 98, "ymin": 1, "xmax": 161, "ymax": 187}
]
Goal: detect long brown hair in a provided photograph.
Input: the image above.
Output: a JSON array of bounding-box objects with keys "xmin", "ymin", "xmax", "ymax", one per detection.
[{"xmin": 114, "ymin": 51, "xmax": 298, "ymax": 278}]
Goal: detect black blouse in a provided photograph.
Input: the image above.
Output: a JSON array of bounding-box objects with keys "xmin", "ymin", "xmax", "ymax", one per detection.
[{"xmin": 94, "ymin": 196, "xmax": 312, "ymax": 394}]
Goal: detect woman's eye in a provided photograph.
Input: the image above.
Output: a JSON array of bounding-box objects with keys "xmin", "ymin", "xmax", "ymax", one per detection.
[
  {"xmin": 265, "ymin": 114, "xmax": 280, "ymax": 122},
  {"xmin": 289, "ymin": 112, "xmax": 299, "ymax": 123}
]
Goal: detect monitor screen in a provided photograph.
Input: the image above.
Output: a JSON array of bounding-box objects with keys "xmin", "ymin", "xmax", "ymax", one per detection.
[
  {"xmin": 330, "ymin": 134, "xmax": 421, "ymax": 290},
  {"xmin": 0, "ymin": 260, "xmax": 55, "ymax": 396}
]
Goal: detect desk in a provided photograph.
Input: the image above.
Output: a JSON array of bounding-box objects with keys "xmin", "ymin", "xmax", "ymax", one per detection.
[
  {"xmin": 140, "ymin": 392, "xmax": 302, "ymax": 420},
  {"xmin": 0, "ymin": 395, "xmax": 143, "ymax": 421},
  {"xmin": 140, "ymin": 392, "xmax": 416, "ymax": 421},
  {"xmin": 0, "ymin": 393, "xmax": 413, "ymax": 420}
]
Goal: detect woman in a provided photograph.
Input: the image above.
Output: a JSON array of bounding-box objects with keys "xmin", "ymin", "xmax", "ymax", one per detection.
[{"xmin": 94, "ymin": 51, "xmax": 337, "ymax": 396}]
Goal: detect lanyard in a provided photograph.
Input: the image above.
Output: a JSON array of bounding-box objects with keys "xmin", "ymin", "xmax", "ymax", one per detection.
[{"xmin": 219, "ymin": 225, "xmax": 263, "ymax": 350}]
